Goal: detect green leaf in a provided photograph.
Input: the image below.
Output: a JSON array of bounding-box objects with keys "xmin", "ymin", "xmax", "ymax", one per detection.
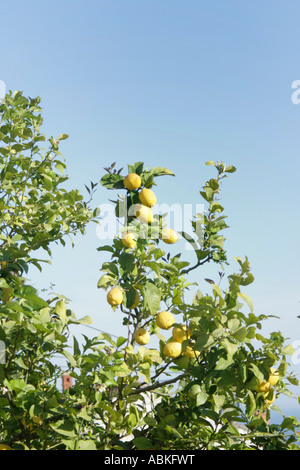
[
  {"xmin": 196, "ymin": 391, "xmax": 209, "ymax": 406},
  {"xmin": 144, "ymin": 282, "xmax": 161, "ymax": 315},
  {"xmin": 50, "ymin": 419, "xmax": 77, "ymax": 438},
  {"xmin": 237, "ymin": 292, "xmax": 254, "ymax": 313},
  {"xmin": 133, "ymin": 437, "xmax": 153, "ymax": 450}
]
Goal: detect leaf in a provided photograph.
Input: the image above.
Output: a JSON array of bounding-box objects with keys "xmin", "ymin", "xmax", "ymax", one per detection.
[
  {"xmin": 57, "ymin": 133, "xmax": 69, "ymax": 141},
  {"xmin": 77, "ymin": 440, "xmax": 97, "ymax": 451},
  {"xmin": 196, "ymin": 391, "xmax": 209, "ymax": 406},
  {"xmin": 128, "ymin": 162, "xmax": 144, "ymax": 175},
  {"xmin": 133, "ymin": 437, "xmax": 153, "ymax": 450},
  {"xmin": 237, "ymin": 292, "xmax": 254, "ymax": 313},
  {"xmin": 50, "ymin": 419, "xmax": 77, "ymax": 437},
  {"xmin": 232, "ymin": 327, "xmax": 248, "ymax": 342},
  {"xmin": 144, "ymin": 282, "xmax": 161, "ymax": 315}
]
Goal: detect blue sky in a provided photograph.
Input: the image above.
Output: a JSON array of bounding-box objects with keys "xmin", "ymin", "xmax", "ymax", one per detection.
[{"xmin": 1, "ymin": 0, "xmax": 300, "ymax": 420}]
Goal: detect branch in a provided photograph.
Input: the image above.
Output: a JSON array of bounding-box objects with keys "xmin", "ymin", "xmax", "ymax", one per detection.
[{"xmin": 129, "ymin": 372, "xmax": 187, "ymax": 396}]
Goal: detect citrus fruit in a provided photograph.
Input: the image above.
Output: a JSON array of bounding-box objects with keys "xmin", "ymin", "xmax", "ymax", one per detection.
[
  {"xmin": 156, "ymin": 311, "xmax": 175, "ymax": 330},
  {"xmin": 0, "ymin": 444, "xmax": 12, "ymax": 450},
  {"xmin": 172, "ymin": 324, "xmax": 191, "ymax": 343},
  {"xmin": 134, "ymin": 204, "xmax": 154, "ymax": 224},
  {"xmin": 107, "ymin": 287, "xmax": 123, "ymax": 306},
  {"xmin": 268, "ymin": 367, "xmax": 279, "ymax": 386},
  {"xmin": 134, "ymin": 328, "xmax": 150, "ymax": 345},
  {"xmin": 163, "ymin": 341, "xmax": 182, "ymax": 358},
  {"xmin": 121, "ymin": 231, "xmax": 137, "ymax": 249},
  {"xmin": 189, "ymin": 384, "xmax": 201, "ymax": 398},
  {"xmin": 138, "ymin": 188, "xmax": 157, "ymax": 207},
  {"xmin": 264, "ymin": 389, "xmax": 275, "ymax": 407},
  {"xmin": 124, "ymin": 173, "xmax": 142, "ymax": 190},
  {"xmin": 256, "ymin": 380, "xmax": 271, "ymax": 393},
  {"xmin": 161, "ymin": 228, "xmax": 179, "ymax": 244},
  {"xmin": 184, "ymin": 345, "xmax": 200, "ymax": 359}
]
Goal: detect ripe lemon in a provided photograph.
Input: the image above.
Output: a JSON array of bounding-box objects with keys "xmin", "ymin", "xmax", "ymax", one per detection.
[
  {"xmin": 107, "ymin": 287, "xmax": 123, "ymax": 306},
  {"xmin": 268, "ymin": 367, "xmax": 279, "ymax": 386},
  {"xmin": 129, "ymin": 290, "xmax": 140, "ymax": 309},
  {"xmin": 124, "ymin": 173, "xmax": 142, "ymax": 190},
  {"xmin": 256, "ymin": 380, "xmax": 271, "ymax": 393},
  {"xmin": 172, "ymin": 324, "xmax": 191, "ymax": 343},
  {"xmin": 0, "ymin": 262, "xmax": 8, "ymax": 270},
  {"xmin": 163, "ymin": 341, "xmax": 182, "ymax": 358},
  {"xmin": 138, "ymin": 188, "xmax": 157, "ymax": 207},
  {"xmin": 134, "ymin": 204, "xmax": 154, "ymax": 224},
  {"xmin": 134, "ymin": 328, "xmax": 150, "ymax": 345},
  {"xmin": 263, "ymin": 389, "xmax": 275, "ymax": 407},
  {"xmin": 0, "ymin": 444, "xmax": 12, "ymax": 450},
  {"xmin": 156, "ymin": 311, "xmax": 175, "ymax": 330},
  {"xmin": 121, "ymin": 231, "xmax": 137, "ymax": 249},
  {"xmin": 184, "ymin": 345, "xmax": 200, "ymax": 359},
  {"xmin": 161, "ymin": 228, "xmax": 179, "ymax": 244},
  {"xmin": 2, "ymin": 287, "xmax": 13, "ymax": 303}
]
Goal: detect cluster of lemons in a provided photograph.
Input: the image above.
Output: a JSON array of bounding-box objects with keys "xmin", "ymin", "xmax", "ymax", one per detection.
[
  {"xmin": 121, "ymin": 172, "xmax": 179, "ymax": 249},
  {"xmin": 256, "ymin": 368, "xmax": 280, "ymax": 408}
]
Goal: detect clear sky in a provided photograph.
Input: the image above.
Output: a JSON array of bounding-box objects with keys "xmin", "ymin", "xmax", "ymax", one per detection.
[{"xmin": 1, "ymin": 0, "xmax": 300, "ymax": 420}]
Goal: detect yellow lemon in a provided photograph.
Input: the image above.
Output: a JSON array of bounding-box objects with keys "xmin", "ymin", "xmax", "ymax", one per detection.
[
  {"xmin": 0, "ymin": 444, "xmax": 12, "ymax": 450},
  {"xmin": 0, "ymin": 262, "xmax": 8, "ymax": 270},
  {"xmin": 138, "ymin": 188, "xmax": 157, "ymax": 207},
  {"xmin": 124, "ymin": 173, "xmax": 142, "ymax": 190},
  {"xmin": 268, "ymin": 368, "xmax": 279, "ymax": 386},
  {"xmin": 163, "ymin": 341, "xmax": 182, "ymax": 358},
  {"xmin": 2, "ymin": 287, "xmax": 13, "ymax": 303},
  {"xmin": 134, "ymin": 328, "xmax": 150, "ymax": 345},
  {"xmin": 264, "ymin": 389, "xmax": 275, "ymax": 407},
  {"xmin": 172, "ymin": 324, "xmax": 191, "ymax": 343},
  {"xmin": 134, "ymin": 204, "xmax": 154, "ymax": 224},
  {"xmin": 156, "ymin": 311, "xmax": 175, "ymax": 330},
  {"xmin": 107, "ymin": 287, "xmax": 123, "ymax": 306},
  {"xmin": 129, "ymin": 290, "xmax": 140, "ymax": 309},
  {"xmin": 256, "ymin": 380, "xmax": 271, "ymax": 393},
  {"xmin": 161, "ymin": 228, "xmax": 179, "ymax": 244},
  {"xmin": 184, "ymin": 345, "xmax": 201, "ymax": 359},
  {"xmin": 121, "ymin": 231, "xmax": 137, "ymax": 249}
]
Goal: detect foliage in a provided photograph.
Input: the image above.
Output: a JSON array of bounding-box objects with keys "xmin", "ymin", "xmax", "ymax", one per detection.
[{"xmin": 0, "ymin": 92, "xmax": 299, "ymax": 450}]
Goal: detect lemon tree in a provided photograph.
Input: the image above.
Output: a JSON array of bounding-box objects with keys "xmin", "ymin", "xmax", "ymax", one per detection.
[{"xmin": 0, "ymin": 91, "xmax": 300, "ymax": 451}]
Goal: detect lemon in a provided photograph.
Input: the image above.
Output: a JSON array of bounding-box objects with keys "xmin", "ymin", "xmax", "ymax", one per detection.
[
  {"xmin": 189, "ymin": 384, "xmax": 201, "ymax": 398},
  {"xmin": 124, "ymin": 173, "xmax": 142, "ymax": 191},
  {"xmin": 0, "ymin": 262, "xmax": 8, "ymax": 270},
  {"xmin": 0, "ymin": 444, "xmax": 12, "ymax": 450},
  {"xmin": 129, "ymin": 290, "xmax": 140, "ymax": 309},
  {"xmin": 121, "ymin": 231, "xmax": 137, "ymax": 249},
  {"xmin": 134, "ymin": 204, "xmax": 154, "ymax": 224},
  {"xmin": 264, "ymin": 389, "xmax": 275, "ymax": 407},
  {"xmin": 134, "ymin": 328, "xmax": 150, "ymax": 345},
  {"xmin": 268, "ymin": 367, "xmax": 279, "ymax": 386},
  {"xmin": 107, "ymin": 287, "xmax": 123, "ymax": 306},
  {"xmin": 184, "ymin": 345, "xmax": 200, "ymax": 359},
  {"xmin": 163, "ymin": 341, "xmax": 182, "ymax": 358},
  {"xmin": 161, "ymin": 228, "xmax": 179, "ymax": 244},
  {"xmin": 138, "ymin": 188, "xmax": 157, "ymax": 207},
  {"xmin": 2, "ymin": 287, "xmax": 13, "ymax": 303},
  {"xmin": 256, "ymin": 380, "xmax": 271, "ymax": 393},
  {"xmin": 172, "ymin": 324, "xmax": 191, "ymax": 343},
  {"xmin": 156, "ymin": 311, "xmax": 175, "ymax": 330}
]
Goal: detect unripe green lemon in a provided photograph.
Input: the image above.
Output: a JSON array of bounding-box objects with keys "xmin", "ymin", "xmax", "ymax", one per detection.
[
  {"xmin": 163, "ymin": 340, "xmax": 182, "ymax": 358},
  {"xmin": 107, "ymin": 287, "xmax": 123, "ymax": 306},
  {"xmin": 124, "ymin": 173, "xmax": 142, "ymax": 190},
  {"xmin": 156, "ymin": 311, "xmax": 175, "ymax": 330},
  {"xmin": 138, "ymin": 188, "xmax": 157, "ymax": 207},
  {"xmin": 189, "ymin": 384, "xmax": 201, "ymax": 398},
  {"xmin": 134, "ymin": 328, "xmax": 150, "ymax": 345}
]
